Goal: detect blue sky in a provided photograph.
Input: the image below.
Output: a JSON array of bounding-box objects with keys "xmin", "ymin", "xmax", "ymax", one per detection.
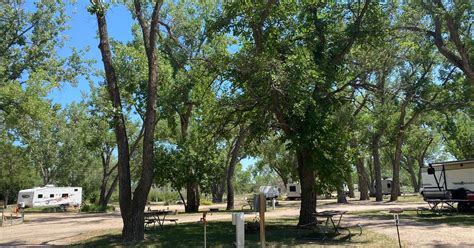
[
  {"xmin": 47, "ymin": 2, "xmax": 257, "ymax": 169},
  {"xmin": 49, "ymin": 2, "xmax": 133, "ymax": 105}
]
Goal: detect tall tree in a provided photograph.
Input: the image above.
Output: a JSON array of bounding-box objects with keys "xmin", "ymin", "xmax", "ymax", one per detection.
[
  {"xmin": 90, "ymin": 0, "xmax": 163, "ymax": 241},
  {"xmin": 402, "ymin": 1, "xmax": 473, "ymax": 85},
  {"xmin": 214, "ymin": 1, "xmax": 383, "ymax": 225}
]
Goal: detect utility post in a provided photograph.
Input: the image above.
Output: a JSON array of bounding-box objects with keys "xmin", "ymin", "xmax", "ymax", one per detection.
[{"xmin": 259, "ymin": 192, "xmax": 266, "ymax": 248}]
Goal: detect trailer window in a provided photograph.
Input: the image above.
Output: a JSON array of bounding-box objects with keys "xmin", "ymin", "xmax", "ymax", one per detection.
[
  {"xmin": 62, "ymin": 193, "xmax": 69, "ymax": 198},
  {"xmin": 21, "ymin": 195, "xmax": 30, "ymax": 199},
  {"xmin": 38, "ymin": 194, "xmax": 43, "ymax": 199},
  {"xmin": 289, "ymin": 186, "xmax": 296, "ymax": 192},
  {"xmin": 74, "ymin": 188, "xmax": 78, "ymax": 192},
  {"xmin": 50, "ymin": 194, "xmax": 54, "ymax": 198}
]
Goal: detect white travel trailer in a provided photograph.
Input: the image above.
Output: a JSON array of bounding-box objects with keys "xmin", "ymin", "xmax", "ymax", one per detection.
[
  {"xmin": 259, "ymin": 186, "xmax": 280, "ymax": 200},
  {"xmin": 286, "ymin": 183, "xmax": 301, "ymax": 200},
  {"xmin": 420, "ymin": 160, "xmax": 474, "ymax": 208},
  {"xmin": 17, "ymin": 185, "xmax": 82, "ymax": 208},
  {"xmin": 372, "ymin": 178, "xmax": 393, "ymax": 195}
]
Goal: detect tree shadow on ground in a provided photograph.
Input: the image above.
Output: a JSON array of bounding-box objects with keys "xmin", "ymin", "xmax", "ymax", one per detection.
[
  {"xmin": 353, "ymin": 210, "xmax": 474, "ymax": 227},
  {"xmin": 77, "ymin": 218, "xmax": 395, "ymax": 247}
]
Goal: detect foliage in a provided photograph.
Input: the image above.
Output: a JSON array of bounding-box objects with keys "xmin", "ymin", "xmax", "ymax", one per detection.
[{"xmin": 80, "ymin": 203, "xmax": 115, "ymax": 213}]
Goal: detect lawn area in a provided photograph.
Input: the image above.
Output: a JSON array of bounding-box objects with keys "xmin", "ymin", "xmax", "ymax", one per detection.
[
  {"xmin": 77, "ymin": 218, "xmax": 400, "ymax": 247},
  {"xmin": 393, "ymin": 194, "xmax": 424, "ymax": 203},
  {"xmin": 352, "ymin": 209, "xmax": 474, "ymax": 226}
]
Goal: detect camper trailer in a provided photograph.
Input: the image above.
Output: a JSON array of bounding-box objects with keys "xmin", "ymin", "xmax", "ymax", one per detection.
[
  {"xmin": 372, "ymin": 178, "xmax": 393, "ymax": 195},
  {"xmin": 420, "ymin": 160, "xmax": 474, "ymax": 210},
  {"xmin": 286, "ymin": 183, "xmax": 301, "ymax": 200},
  {"xmin": 17, "ymin": 185, "xmax": 82, "ymax": 208},
  {"xmin": 259, "ymin": 186, "xmax": 280, "ymax": 200}
]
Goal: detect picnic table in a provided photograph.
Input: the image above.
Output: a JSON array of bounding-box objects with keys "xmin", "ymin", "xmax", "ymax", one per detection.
[
  {"xmin": 298, "ymin": 210, "xmax": 361, "ymax": 241},
  {"xmin": 144, "ymin": 210, "xmax": 177, "ymax": 229},
  {"xmin": 419, "ymin": 199, "xmax": 472, "ymax": 215},
  {"xmin": 313, "ymin": 210, "xmax": 347, "ymax": 234}
]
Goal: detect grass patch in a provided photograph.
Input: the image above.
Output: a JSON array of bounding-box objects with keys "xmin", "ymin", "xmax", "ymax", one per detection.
[
  {"xmin": 352, "ymin": 208, "xmax": 474, "ymax": 226},
  {"xmin": 395, "ymin": 194, "xmax": 424, "ymax": 203},
  {"xmin": 77, "ymin": 218, "xmax": 399, "ymax": 247},
  {"xmin": 80, "ymin": 204, "xmax": 115, "ymax": 213}
]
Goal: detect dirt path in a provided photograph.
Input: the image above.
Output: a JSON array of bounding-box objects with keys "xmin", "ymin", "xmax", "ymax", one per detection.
[{"xmin": 0, "ymin": 200, "xmax": 471, "ymax": 247}]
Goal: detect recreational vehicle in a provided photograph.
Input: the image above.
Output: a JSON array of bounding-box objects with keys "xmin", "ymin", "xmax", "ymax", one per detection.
[
  {"xmin": 420, "ymin": 159, "xmax": 474, "ymax": 210},
  {"xmin": 259, "ymin": 186, "xmax": 280, "ymax": 200},
  {"xmin": 373, "ymin": 178, "xmax": 393, "ymax": 195},
  {"xmin": 17, "ymin": 185, "xmax": 82, "ymax": 208},
  {"xmin": 286, "ymin": 183, "xmax": 301, "ymax": 200}
]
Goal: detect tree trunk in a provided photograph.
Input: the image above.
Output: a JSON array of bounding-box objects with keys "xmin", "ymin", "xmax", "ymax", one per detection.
[
  {"xmin": 336, "ymin": 182, "xmax": 348, "ymax": 203},
  {"xmin": 226, "ymin": 125, "xmax": 248, "ymax": 210},
  {"xmin": 355, "ymin": 156, "xmax": 370, "ymax": 200},
  {"xmin": 211, "ymin": 178, "xmax": 225, "ymax": 203},
  {"xmin": 346, "ymin": 174, "xmax": 355, "ymax": 198},
  {"xmin": 404, "ymin": 157, "xmax": 419, "ymax": 193},
  {"xmin": 372, "ymin": 135, "xmax": 383, "ymax": 202},
  {"xmin": 4, "ymin": 189, "xmax": 8, "ymax": 208},
  {"xmin": 93, "ymin": 0, "xmax": 162, "ymax": 241},
  {"xmin": 366, "ymin": 156, "xmax": 375, "ymax": 195},
  {"xmin": 390, "ymin": 131, "xmax": 404, "ymax": 201},
  {"xmin": 99, "ymin": 175, "xmax": 119, "ymax": 208},
  {"xmin": 296, "ymin": 148, "xmax": 317, "ymax": 226},
  {"xmin": 95, "ymin": 8, "xmax": 134, "ymax": 240},
  {"xmin": 185, "ymin": 183, "xmax": 200, "ymax": 212},
  {"xmin": 122, "ymin": 211, "xmax": 145, "ymax": 241}
]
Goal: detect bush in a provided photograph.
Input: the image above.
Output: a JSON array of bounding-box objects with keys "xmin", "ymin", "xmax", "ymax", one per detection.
[
  {"xmin": 88, "ymin": 193, "xmax": 98, "ymax": 204},
  {"xmin": 147, "ymin": 191, "xmax": 180, "ymax": 203},
  {"xmin": 200, "ymin": 199, "xmax": 212, "ymax": 206},
  {"xmin": 80, "ymin": 203, "xmax": 114, "ymax": 213}
]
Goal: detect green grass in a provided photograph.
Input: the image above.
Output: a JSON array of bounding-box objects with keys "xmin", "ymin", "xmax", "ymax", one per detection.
[
  {"xmin": 76, "ymin": 218, "xmax": 399, "ymax": 247},
  {"xmin": 394, "ymin": 194, "xmax": 424, "ymax": 203},
  {"xmin": 352, "ymin": 209, "xmax": 474, "ymax": 226}
]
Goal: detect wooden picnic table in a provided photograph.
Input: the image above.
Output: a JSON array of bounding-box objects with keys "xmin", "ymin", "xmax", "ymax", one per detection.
[
  {"xmin": 313, "ymin": 210, "xmax": 347, "ymax": 234},
  {"xmin": 298, "ymin": 210, "xmax": 361, "ymax": 241},
  {"xmin": 144, "ymin": 210, "xmax": 175, "ymax": 229}
]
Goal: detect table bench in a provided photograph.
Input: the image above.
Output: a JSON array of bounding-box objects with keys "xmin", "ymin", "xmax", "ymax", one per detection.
[
  {"xmin": 144, "ymin": 210, "xmax": 176, "ymax": 230},
  {"xmin": 298, "ymin": 210, "xmax": 361, "ymax": 241}
]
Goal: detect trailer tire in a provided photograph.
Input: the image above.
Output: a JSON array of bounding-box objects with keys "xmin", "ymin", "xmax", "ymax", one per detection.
[{"xmin": 457, "ymin": 202, "xmax": 473, "ymax": 212}]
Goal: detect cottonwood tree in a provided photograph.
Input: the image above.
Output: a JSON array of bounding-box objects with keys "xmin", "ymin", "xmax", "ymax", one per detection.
[
  {"xmin": 89, "ymin": 0, "xmax": 164, "ymax": 241},
  {"xmin": 85, "ymin": 85, "xmax": 144, "ymax": 208},
  {"xmin": 1, "ymin": 0, "xmax": 87, "ymax": 166},
  {"xmin": 255, "ymin": 134, "xmax": 298, "ymax": 190},
  {"xmin": 0, "ymin": 136, "xmax": 38, "ymax": 207},
  {"xmin": 214, "ymin": 1, "xmax": 384, "ymax": 225},
  {"xmin": 402, "ymin": 1, "xmax": 473, "ymax": 85},
  {"xmin": 438, "ymin": 111, "xmax": 474, "ymax": 160},
  {"xmin": 153, "ymin": 0, "xmax": 231, "ymax": 212}
]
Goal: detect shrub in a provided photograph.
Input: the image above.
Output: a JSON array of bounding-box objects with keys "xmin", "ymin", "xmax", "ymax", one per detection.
[
  {"xmin": 88, "ymin": 193, "xmax": 98, "ymax": 204},
  {"xmin": 200, "ymin": 199, "xmax": 212, "ymax": 206},
  {"xmin": 80, "ymin": 203, "xmax": 114, "ymax": 213},
  {"xmin": 147, "ymin": 191, "xmax": 180, "ymax": 203}
]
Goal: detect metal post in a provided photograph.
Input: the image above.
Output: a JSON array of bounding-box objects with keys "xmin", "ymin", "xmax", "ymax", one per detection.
[
  {"xmin": 390, "ymin": 208, "xmax": 403, "ymax": 248},
  {"xmin": 201, "ymin": 211, "xmax": 208, "ymax": 248},
  {"xmin": 232, "ymin": 212, "xmax": 245, "ymax": 247},
  {"xmin": 394, "ymin": 214, "xmax": 401, "ymax": 248},
  {"xmin": 259, "ymin": 193, "xmax": 266, "ymax": 248}
]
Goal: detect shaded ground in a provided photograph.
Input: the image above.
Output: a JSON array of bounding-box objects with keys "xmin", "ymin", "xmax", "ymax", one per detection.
[
  {"xmin": 78, "ymin": 218, "xmax": 399, "ymax": 248},
  {"xmin": 1, "ymin": 197, "xmax": 472, "ymax": 247}
]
